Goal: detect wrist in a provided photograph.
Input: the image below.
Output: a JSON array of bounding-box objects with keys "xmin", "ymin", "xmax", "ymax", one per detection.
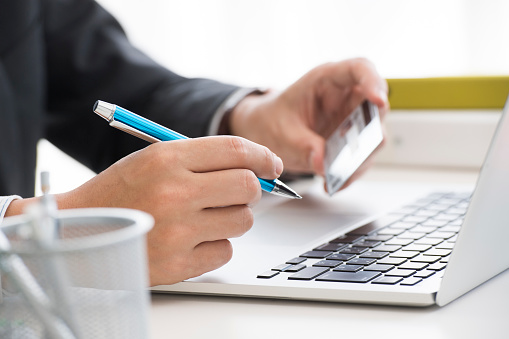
[
  {"xmin": 4, "ymin": 197, "xmax": 34, "ymax": 218},
  {"xmin": 230, "ymin": 89, "xmax": 278, "ymax": 138}
]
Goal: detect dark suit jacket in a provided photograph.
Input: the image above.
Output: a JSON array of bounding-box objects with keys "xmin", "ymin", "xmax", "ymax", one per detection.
[{"xmin": 0, "ymin": 0, "xmax": 238, "ymax": 197}]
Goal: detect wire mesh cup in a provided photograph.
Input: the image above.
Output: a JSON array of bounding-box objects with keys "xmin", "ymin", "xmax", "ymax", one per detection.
[{"xmin": 0, "ymin": 208, "xmax": 154, "ymax": 339}]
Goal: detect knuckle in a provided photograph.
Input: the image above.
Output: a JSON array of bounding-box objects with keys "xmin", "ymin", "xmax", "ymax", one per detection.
[
  {"xmin": 148, "ymin": 142, "xmax": 181, "ymax": 166},
  {"xmin": 229, "ymin": 136, "xmax": 249, "ymax": 162},
  {"xmin": 239, "ymin": 206, "xmax": 254, "ymax": 234},
  {"xmin": 242, "ymin": 170, "xmax": 260, "ymax": 196},
  {"xmin": 262, "ymin": 146, "xmax": 274, "ymax": 172},
  {"xmin": 349, "ymin": 57, "xmax": 373, "ymax": 73},
  {"xmin": 216, "ymin": 240, "xmax": 233, "ymax": 265}
]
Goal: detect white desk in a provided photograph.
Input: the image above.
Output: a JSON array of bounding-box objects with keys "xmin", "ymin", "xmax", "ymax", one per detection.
[{"xmin": 149, "ymin": 166, "xmax": 509, "ymax": 339}]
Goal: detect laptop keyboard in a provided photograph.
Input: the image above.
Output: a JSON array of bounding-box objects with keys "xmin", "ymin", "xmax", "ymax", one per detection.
[{"xmin": 257, "ymin": 192, "xmax": 470, "ymax": 286}]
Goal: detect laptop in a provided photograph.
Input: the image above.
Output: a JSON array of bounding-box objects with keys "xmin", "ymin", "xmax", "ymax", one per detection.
[{"xmin": 151, "ymin": 97, "xmax": 509, "ymax": 307}]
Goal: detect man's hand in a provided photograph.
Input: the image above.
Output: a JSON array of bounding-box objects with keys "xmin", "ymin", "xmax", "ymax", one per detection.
[
  {"xmin": 229, "ymin": 58, "xmax": 389, "ymax": 183},
  {"xmin": 6, "ymin": 136, "xmax": 283, "ymax": 286}
]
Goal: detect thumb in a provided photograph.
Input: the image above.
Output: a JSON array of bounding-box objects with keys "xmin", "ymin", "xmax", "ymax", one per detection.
[{"xmin": 292, "ymin": 125, "xmax": 325, "ymax": 176}]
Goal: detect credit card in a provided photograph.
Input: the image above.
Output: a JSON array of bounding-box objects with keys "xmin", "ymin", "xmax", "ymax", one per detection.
[{"xmin": 323, "ymin": 101, "xmax": 383, "ymax": 196}]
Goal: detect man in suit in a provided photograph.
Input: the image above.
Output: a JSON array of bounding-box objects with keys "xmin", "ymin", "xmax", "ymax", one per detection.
[{"xmin": 0, "ymin": 0, "xmax": 388, "ymax": 285}]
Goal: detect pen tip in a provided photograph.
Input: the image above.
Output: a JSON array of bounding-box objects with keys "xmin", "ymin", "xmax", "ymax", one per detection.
[{"xmin": 272, "ymin": 180, "xmax": 302, "ymax": 199}]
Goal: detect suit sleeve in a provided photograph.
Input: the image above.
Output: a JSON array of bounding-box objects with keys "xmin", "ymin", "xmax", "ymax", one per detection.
[{"xmin": 42, "ymin": 0, "xmax": 239, "ymax": 173}]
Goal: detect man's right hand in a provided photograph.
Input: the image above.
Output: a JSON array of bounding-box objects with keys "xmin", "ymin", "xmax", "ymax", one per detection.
[{"xmin": 6, "ymin": 136, "xmax": 284, "ymax": 286}]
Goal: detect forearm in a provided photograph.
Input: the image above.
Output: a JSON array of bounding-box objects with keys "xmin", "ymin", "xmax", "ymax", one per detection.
[
  {"xmin": 43, "ymin": 0, "xmax": 240, "ymax": 173},
  {"xmin": 1, "ymin": 195, "xmax": 23, "ymax": 220}
]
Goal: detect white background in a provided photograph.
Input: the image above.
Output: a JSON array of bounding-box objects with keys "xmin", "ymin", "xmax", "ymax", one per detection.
[{"xmin": 37, "ymin": 0, "xmax": 509, "ymax": 194}]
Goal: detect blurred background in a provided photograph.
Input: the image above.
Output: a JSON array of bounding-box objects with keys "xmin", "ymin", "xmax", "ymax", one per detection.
[{"xmin": 37, "ymin": 0, "xmax": 509, "ymax": 194}]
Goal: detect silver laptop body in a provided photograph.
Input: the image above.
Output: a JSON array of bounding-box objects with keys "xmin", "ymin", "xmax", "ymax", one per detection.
[{"xmin": 153, "ymin": 98, "xmax": 509, "ymax": 307}]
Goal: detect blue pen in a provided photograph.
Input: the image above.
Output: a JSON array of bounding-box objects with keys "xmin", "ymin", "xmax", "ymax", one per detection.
[{"xmin": 93, "ymin": 100, "xmax": 301, "ymax": 199}]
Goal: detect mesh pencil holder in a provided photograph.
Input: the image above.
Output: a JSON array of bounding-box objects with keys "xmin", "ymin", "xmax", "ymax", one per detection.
[{"xmin": 0, "ymin": 208, "xmax": 154, "ymax": 339}]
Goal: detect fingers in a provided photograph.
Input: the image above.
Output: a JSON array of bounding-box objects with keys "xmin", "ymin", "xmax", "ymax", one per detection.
[
  {"xmin": 189, "ymin": 239, "xmax": 234, "ymax": 278},
  {"xmin": 171, "ymin": 136, "xmax": 284, "ymax": 179},
  {"xmin": 192, "ymin": 169, "xmax": 262, "ymax": 208},
  {"xmin": 192, "ymin": 205, "xmax": 254, "ymax": 243},
  {"xmin": 286, "ymin": 123, "xmax": 326, "ymax": 176},
  {"xmin": 148, "ymin": 238, "xmax": 234, "ymax": 286},
  {"xmin": 315, "ymin": 59, "xmax": 388, "ymax": 116}
]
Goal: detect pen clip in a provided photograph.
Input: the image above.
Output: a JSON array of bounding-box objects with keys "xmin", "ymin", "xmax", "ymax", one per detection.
[{"xmin": 110, "ymin": 120, "xmax": 161, "ymax": 144}]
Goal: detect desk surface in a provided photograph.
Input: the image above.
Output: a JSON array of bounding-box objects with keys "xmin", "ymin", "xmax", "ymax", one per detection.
[{"xmin": 149, "ymin": 166, "xmax": 509, "ymax": 339}]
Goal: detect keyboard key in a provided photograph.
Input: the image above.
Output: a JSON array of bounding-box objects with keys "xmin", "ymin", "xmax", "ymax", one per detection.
[
  {"xmin": 347, "ymin": 258, "xmax": 376, "ymax": 266},
  {"xmin": 317, "ymin": 271, "xmax": 381, "ymax": 283},
  {"xmin": 427, "ymin": 262, "xmax": 447, "ymax": 271},
  {"xmin": 411, "ymin": 255, "xmax": 441, "ymax": 263},
  {"xmin": 360, "ymin": 251, "xmax": 389, "ymax": 259},
  {"xmin": 400, "ymin": 277, "xmax": 423, "ymax": 286},
  {"xmin": 435, "ymin": 242, "xmax": 455, "ymax": 250},
  {"xmin": 284, "ymin": 264, "xmax": 306, "ymax": 272},
  {"xmin": 421, "ymin": 219, "xmax": 448, "ymax": 227},
  {"xmin": 402, "ymin": 216, "xmax": 429, "ymax": 223},
  {"xmin": 257, "ymin": 270, "xmax": 279, "ymax": 279},
  {"xmin": 339, "ymin": 247, "xmax": 368, "ymax": 255},
  {"xmin": 372, "ymin": 276, "xmax": 403, "ymax": 285},
  {"xmin": 449, "ymin": 219, "xmax": 463, "ymax": 226},
  {"xmin": 286, "ymin": 257, "xmax": 307, "ymax": 265},
  {"xmin": 440, "ymin": 225, "xmax": 461, "ymax": 233},
  {"xmin": 390, "ymin": 250, "xmax": 419, "ymax": 259},
  {"xmin": 300, "ymin": 250, "xmax": 333, "ymax": 259},
  {"xmin": 411, "ymin": 226, "xmax": 438, "ymax": 234},
  {"xmin": 385, "ymin": 269, "xmax": 415, "ymax": 278},
  {"xmin": 372, "ymin": 245, "xmax": 402, "ymax": 252},
  {"xmin": 402, "ymin": 244, "xmax": 432, "ymax": 252},
  {"xmin": 415, "ymin": 237, "xmax": 443, "ymax": 246},
  {"xmin": 413, "ymin": 209, "xmax": 439, "ymax": 218},
  {"xmin": 440, "ymin": 256, "xmax": 451, "ymax": 263},
  {"xmin": 425, "ymin": 203, "xmax": 451, "ymax": 212},
  {"xmin": 433, "ymin": 214, "xmax": 459, "ymax": 222},
  {"xmin": 330, "ymin": 234, "xmax": 364, "ymax": 244},
  {"xmin": 389, "ymin": 221, "xmax": 417, "ymax": 229},
  {"xmin": 447, "ymin": 235, "xmax": 458, "ymax": 243},
  {"xmin": 399, "ymin": 232, "xmax": 426, "ymax": 240},
  {"xmin": 424, "ymin": 249, "xmax": 452, "ymax": 257},
  {"xmin": 288, "ymin": 267, "xmax": 329, "ymax": 280},
  {"xmin": 378, "ymin": 257, "xmax": 407, "ymax": 265},
  {"xmin": 399, "ymin": 262, "xmax": 429, "ymax": 270},
  {"xmin": 347, "ymin": 216, "xmax": 400, "ymax": 235},
  {"xmin": 377, "ymin": 228, "xmax": 405, "ymax": 236},
  {"xmin": 413, "ymin": 270, "xmax": 436, "ymax": 278},
  {"xmin": 364, "ymin": 264, "xmax": 394, "ymax": 272},
  {"xmin": 314, "ymin": 243, "xmax": 348, "ymax": 252},
  {"xmin": 272, "ymin": 264, "xmax": 293, "ymax": 271},
  {"xmin": 385, "ymin": 238, "xmax": 413, "ymax": 246},
  {"xmin": 327, "ymin": 253, "xmax": 356, "ymax": 261},
  {"xmin": 428, "ymin": 231, "xmax": 456, "ymax": 239},
  {"xmin": 353, "ymin": 240, "xmax": 381, "ymax": 248},
  {"xmin": 333, "ymin": 265, "xmax": 363, "ymax": 272},
  {"xmin": 445, "ymin": 208, "xmax": 466, "ymax": 215},
  {"xmin": 313, "ymin": 260, "xmax": 342, "ymax": 268},
  {"xmin": 365, "ymin": 235, "xmax": 393, "ymax": 242}
]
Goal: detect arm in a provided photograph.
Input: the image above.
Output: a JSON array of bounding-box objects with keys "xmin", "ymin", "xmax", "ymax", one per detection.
[
  {"xmin": 42, "ymin": 0, "xmax": 240, "ymax": 173},
  {"xmin": 228, "ymin": 58, "xmax": 389, "ymax": 189}
]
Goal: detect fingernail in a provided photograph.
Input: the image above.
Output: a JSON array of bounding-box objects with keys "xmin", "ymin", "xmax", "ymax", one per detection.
[{"xmin": 275, "ymin": 156, "xmax": 284, "ymax": 176}]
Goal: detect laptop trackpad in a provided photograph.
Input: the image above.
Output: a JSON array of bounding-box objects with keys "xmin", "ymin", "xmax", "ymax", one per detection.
[{"xmin": 247, "ymin": 209, "xmax": 363, "ymax": 248}]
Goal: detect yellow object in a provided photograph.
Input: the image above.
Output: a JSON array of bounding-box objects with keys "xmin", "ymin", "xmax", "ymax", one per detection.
[{"xmin": 387, "ymin": 76, "xmax": 509, "ymax": 109}]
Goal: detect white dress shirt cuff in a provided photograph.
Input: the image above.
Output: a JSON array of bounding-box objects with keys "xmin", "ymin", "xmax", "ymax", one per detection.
[
  {"xmin": 0, "ymin": 195, "xmax": 21, "ymax": 302},
  {"xmin": 0, "ymin": 195, "xmax": 22, "ymax": 224}
]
